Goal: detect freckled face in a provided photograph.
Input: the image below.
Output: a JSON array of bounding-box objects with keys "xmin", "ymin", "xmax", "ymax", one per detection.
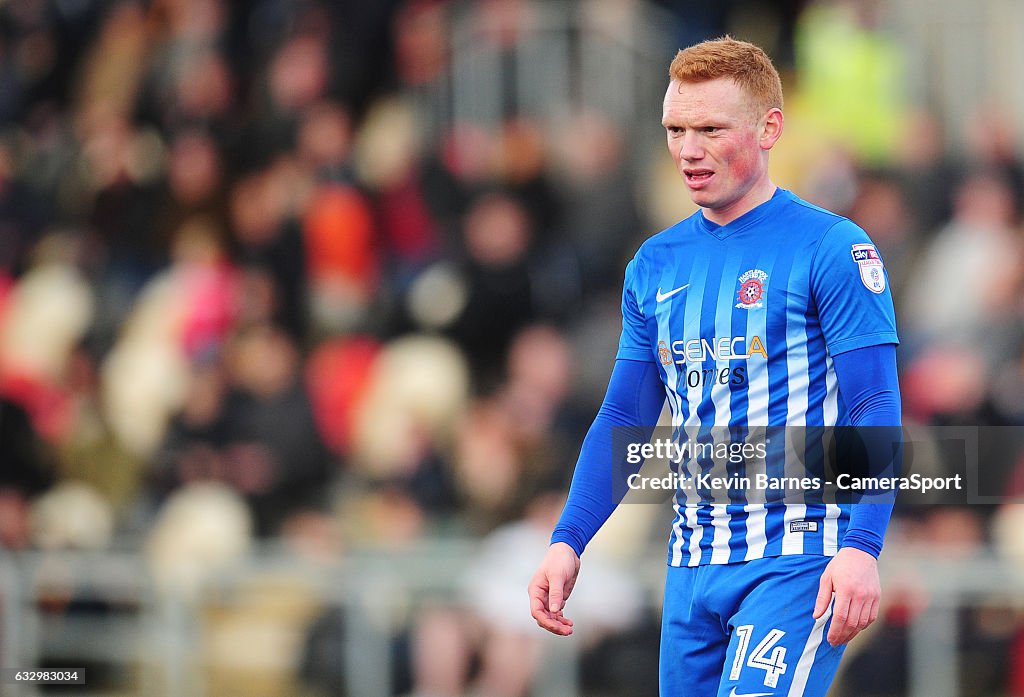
[{"xmin": 663, "ymin": 77, "xmax": 780, "ymax": 225}]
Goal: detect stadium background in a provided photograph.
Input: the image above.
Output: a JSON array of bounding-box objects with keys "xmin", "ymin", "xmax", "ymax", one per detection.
[{"xmin": 2, "ymin": 0, "xmax": 1024, "ymax": 695}]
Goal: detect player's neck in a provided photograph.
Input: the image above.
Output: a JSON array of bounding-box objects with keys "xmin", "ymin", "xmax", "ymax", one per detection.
[{"xmin": 703, "ymin": 178, "xmax": 778, "ymax": 226}]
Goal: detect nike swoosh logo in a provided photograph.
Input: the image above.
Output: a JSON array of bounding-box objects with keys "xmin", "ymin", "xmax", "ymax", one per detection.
[
  {"xmin": 728, "ymin": 689, "xmax": 772, "ymax": 697},
  {"xmin": 656, "ymin": 284, "xmax": 690, "ymax": 302}
]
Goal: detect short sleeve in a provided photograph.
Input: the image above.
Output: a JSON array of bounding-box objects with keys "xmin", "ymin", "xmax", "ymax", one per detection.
[
  {"xmin": 616, "ymin": 255, "xmax": 653, "ymax": 361},
  {"xmin": 810, "ymin": 219, "xmax": 899, "ymax": 356}
]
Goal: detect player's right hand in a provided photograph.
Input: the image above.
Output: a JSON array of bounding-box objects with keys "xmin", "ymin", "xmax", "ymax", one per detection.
[{"xmin": 528, "ymin": 541, "xmax": 581, "ymax": 636}]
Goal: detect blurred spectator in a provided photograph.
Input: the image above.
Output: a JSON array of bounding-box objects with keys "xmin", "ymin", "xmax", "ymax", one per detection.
[
  {"xmin": 82, "ymin": 110, "xmax": 167, "ymax": 288},
  {"xmin": 499, "ymin": 324, "xmax": 585, "ymax": 445},
  {"xmin": 901, "ymin": 347, "xmax": 988, "ymax": 424},
  {"xmin": 100, "ymin": 222, "xmax": 236, "ymax": 456},
  {"xmin": 342, "ymin": 484, "xmax": 429, "ymax": 552},
  {"xmin": 848, "ymin": 171, "xmax": 919, "ymax": 306},
  {"xmin": 794, "ymin": 0, "xmax": 908, "ymax": 165},
  {"xmin": 420, "ymin": 121, "xmax": 497, "ymax": 238},
  {"xmin": 355, "ymin": 97, "xmax": 442, "ymax": 290},
  {"xmin": 304, "ymin": 178, "xmax": 378, "ymax": 334},
  {"xmin": 902, "ymin": 170, "xmax": 1022, "ymax": 364},
  {"xmin": 155, "ymin": 131, "xmax": 229, "ymax": 251},
  {"xmin": 0, "ymin": 139, "xmax": 50, "ymax": 276},
  {"xmin": 148, "ymin": 323, "xmax": 333, "ymax": 536},
  {"xmin": 298, "ymin": 100, "xmax": 355, "ymax": 179},
  {"xmin": 148, "ymin": 357, "xmax": 230, "ymax": 502},
  {"xmin": 0, "ymin": 0, "xmax": 99, "ymax": 124},
  {"xmin": 75, "ymin": 3, "xmax": 149, "ymax": 122},
  {"xmin": 994, "ymin": 505, "xmax": 1024, "ymax": 697},
  {"xmin": 492, "ymin": 325, "xmax": 594, "ymax": 488},
  {"xmin": 20, "ymin": 478, "xmax": 123, "ymax": 691},
  {"xmin": 146, "ymin": 481, "xmax": 253, "ymax": 601},
  {"xmin": 0, "ymin": 235, "xmax": 95, "ymax": 387},
  {"xmin": 989, "ymin": 343, "xmax": 1024, "ymax": 424},
  {"xmin": 136, "ymin": 0, "xmax": 236, "ymax": 135},
  {"xmin": 963, "ymin": 104, "xmax": 1024, "ymax": 223},
  {"xmin": 449, "ymin": 325, "xmax": 600, "ymax": 533},
  {"xmin": 349, "ymin": 335, "xmax": 469, "ymax": 519},
  {"xmin": 0, "ymin": 395, "xmax": 53, "ymax": 549},
  {"xmin": 55, "ymin": 343, "xmax": 141, "ymax": 515},
  {"xmin": 220, "ymin": 323, "xmax": 333, "ymax": 534},
  {"xmin": 843, "ymin": 507, "xmax": 1013, "ymax": 697},
  {"xmin": 174, "ymin": 220, "xmax": 241, "ymax": 359},
  {"xmin": 497, "ymin": 117, "xmax": 559, "ymax": 239},
  {"xmin": 0, "ymin": 235, "xmax": 95, "ymax": 441},
  {"xmin": 895, "ymin": 109, "xmax": 958, "ymax": 235},
  {"xmin": 650, "ymin": 0, "xmax": 731, "ymax": 55},
  {"xmin": 552, "ymin": 111, "xmax": 640, "ymax": 298},
  {"xmin": 139, "ymin": 45, "xmax": 236, "ymax": 137},
  {"xmin": 30, "ymin": 481, "xmax": 114, "ymax": 551},
  {"xmin": 410, "ymin": 490, "xmax": 644, "ymax": 697},
  {"xmin": 441, "ymin": 191, "xmax": 540, "ymax": 384},
  {"xmin": 305, "ymin": 336, "xmax": 381, "ymax": 457},
  {"xmin": 393, "ymin": 0, "xmax": 451, "ymax": 89},
  {"xmin": 257, "ymin": 33, "xmax": 331, "ymax": 156},
  {"xmin": 800, "ymin": 144, "xmax": 859, "ymax": 216},
  {"xmin": 451, "ymin": 398, "xmax": 528, "ymax": 530},
  {"xmin": 229, "ymin": 165, "xmax": 311, "ymax": 340}
]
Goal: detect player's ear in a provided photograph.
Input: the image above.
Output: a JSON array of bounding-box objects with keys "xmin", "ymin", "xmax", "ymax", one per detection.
[{"xmin": 760, "ymin": 108, "xmax": 784, "ymax": 150}]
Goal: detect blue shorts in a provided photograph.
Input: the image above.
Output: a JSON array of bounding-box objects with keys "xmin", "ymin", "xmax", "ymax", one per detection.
[{"xmin": 660, "ymin": 555, "xmax": 845, "ymax": 697}]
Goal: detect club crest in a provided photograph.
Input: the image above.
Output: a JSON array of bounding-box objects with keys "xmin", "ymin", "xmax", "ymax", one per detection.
[
  {"xmin": 736, "ymin": 269, "xmax": 768, "ymax": 309},
  {"xmin": 851, "ymin": 243, "xmax": 886, "ymax": 293}
]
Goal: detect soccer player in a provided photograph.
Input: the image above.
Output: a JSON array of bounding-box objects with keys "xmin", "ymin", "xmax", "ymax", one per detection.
[{"xmin": 528, "ymin": 37, "xmax": 902, "ymax": 697}]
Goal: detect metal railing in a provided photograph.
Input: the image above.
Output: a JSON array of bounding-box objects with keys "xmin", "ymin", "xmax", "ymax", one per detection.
[
  {"xmin": 1, "ymin": 542, "xmax": 1022, "ymax": 697},
  {"xmin": 410, "ymin": 1, "xmax": 676, "ymax": 175},
  {"xmin": 416, "ymin": 0, "xmax": 1024, "ymax": 166}
]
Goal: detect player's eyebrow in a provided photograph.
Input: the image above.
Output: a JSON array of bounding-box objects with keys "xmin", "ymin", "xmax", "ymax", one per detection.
[{"xmin": 662, "ymin": 119, "xmax": 724, "ymax": 129}]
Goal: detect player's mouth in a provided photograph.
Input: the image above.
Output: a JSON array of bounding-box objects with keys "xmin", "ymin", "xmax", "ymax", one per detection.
[{"xmin": 684, "ymin": 168, "xmax": 714, "ymax": 189}]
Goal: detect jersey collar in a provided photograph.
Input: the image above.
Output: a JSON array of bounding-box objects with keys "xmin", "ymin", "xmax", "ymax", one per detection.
[{"xmin": 697, "ymin": 187, "xmax": 790, "ymax": 239}]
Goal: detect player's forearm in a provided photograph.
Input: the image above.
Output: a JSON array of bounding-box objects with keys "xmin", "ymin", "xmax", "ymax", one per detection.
[
  {"xmin": 839, "ymin": 420, "xmax": 902, "ymax": 557},
  {"xmin": 832, "ymin": 344, "xmax": 902, "ymax": 558},
  {"xmin": 550, "ymin": 359, "xmax": 664, "ymax": 556}
]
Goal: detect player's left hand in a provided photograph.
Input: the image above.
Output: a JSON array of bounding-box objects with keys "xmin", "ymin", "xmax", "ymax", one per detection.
[{"xmin": 813, "ymin": 547, "xmax": 881, "ymax": 646}]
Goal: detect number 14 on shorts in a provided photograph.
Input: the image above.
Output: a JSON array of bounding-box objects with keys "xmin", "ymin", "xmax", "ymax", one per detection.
[{"xmin": 730, "ymin": 625, "xmax": 789, "ymax": 688}]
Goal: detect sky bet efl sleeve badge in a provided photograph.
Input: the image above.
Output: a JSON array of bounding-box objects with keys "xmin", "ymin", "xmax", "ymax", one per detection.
[{"xmin": 851, "ymin": 243, "xmax": 886, "ymax": 293}]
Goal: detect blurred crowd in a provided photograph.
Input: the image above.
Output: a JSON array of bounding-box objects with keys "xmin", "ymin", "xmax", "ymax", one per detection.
[{"xmin": 2, "ymin": 0, "xmax": 1024, "ymax": 696}]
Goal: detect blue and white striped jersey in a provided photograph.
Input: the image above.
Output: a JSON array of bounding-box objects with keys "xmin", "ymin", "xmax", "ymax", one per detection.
[{"xmin": 617, "ymin": 188, "xmax": 899, "ymax": 567}]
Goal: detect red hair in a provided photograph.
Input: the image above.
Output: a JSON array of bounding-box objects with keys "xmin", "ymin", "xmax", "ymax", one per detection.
[{"xmin": 668, "ymin": 36, "xmax": 783, "ymax": 115}]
